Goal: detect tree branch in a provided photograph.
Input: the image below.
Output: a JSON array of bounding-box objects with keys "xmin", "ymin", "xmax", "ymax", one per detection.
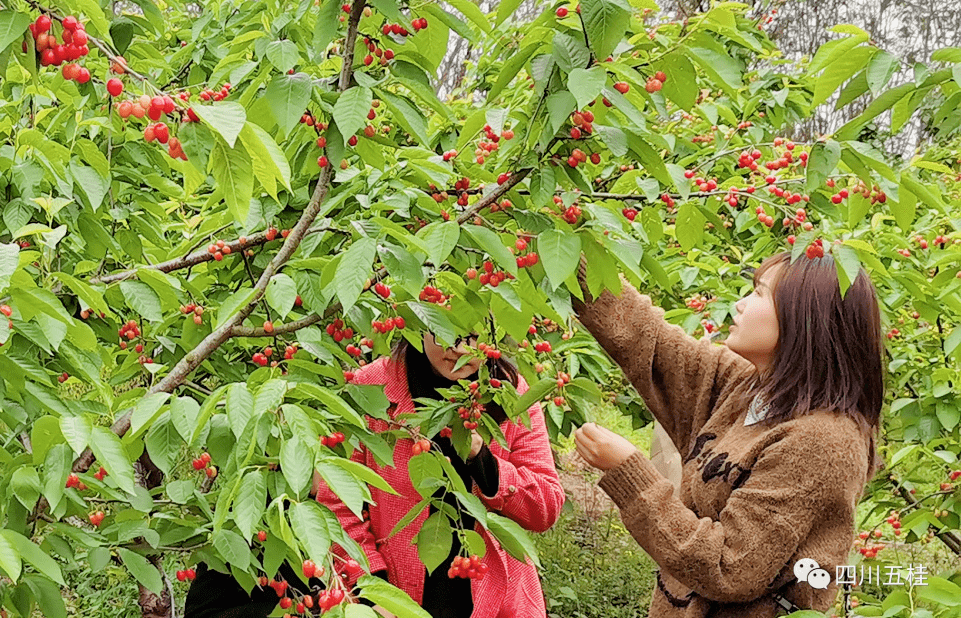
[{"xmin": 88, "ymin": 232, "xmax": 269, "ymax": 285}]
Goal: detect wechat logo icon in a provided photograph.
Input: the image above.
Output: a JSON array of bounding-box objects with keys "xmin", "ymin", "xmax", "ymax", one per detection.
[{"xmin": 795, "ymin": 558, "xmax": 831, "ymax": 590}]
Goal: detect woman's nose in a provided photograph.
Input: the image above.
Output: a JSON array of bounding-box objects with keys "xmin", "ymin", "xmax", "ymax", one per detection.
[{"xmin": 734, "ymin": 297, "xmax": 746, "ymax": 314}]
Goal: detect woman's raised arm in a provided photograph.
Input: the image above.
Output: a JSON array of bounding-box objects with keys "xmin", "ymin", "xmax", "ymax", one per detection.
[{"xmin": 573, "ymin": 270, "xmax": 752, "ymax": 457}]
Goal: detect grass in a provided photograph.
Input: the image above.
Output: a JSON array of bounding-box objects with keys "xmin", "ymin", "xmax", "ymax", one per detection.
[{"xmin": 535, "ymin": 505, "xmax": 658, "ymax": 618}]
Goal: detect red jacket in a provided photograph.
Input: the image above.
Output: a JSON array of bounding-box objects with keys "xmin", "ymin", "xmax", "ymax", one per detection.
[{"xmin": 314, "ymin": 356, "xmax": 564, "ymax": 618}]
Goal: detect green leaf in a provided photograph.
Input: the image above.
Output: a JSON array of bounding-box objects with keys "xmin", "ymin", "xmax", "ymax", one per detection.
[
  {"xmin": 357, "ymin": 575, "xmax": 432, "ymax": 618},
  {"xmin": 233, "ymin": 470, "xmax": 267, "ymax": 541},
  {"xmin": 117, "ymin": 549, "xmax": 163, "ymax": 595},
  {"xmin": 191, "ymin": 102, "xmax": 247, "ymax": 149},
  {"xmin": 265, "ymin": 39, "xmax": 301, "ymax": 73},
  {"xmin": 317, "ymin": 461, "xmax": 369, "ymax": 518},
  {"xmin": 683, "ymin": 42, "xmax": 743, "ymax": 94},
  {"xmin": 130, "ymin": 392, "xmax": 171, "ymax": 439},
  {"xmin": 416, "ymin": 512, "xmax": 452, "ymax": 573},
  {"xmin": 210, "ymin": 138, "xmax": 254, "ymax": 224},
  {"xmin": 89, "ymin": 426, "xmax": 135, "ymax": 494},
  {"xmin": 567, "ymin": 67, "xmax": 606, "ymax": 109},
  {"xmin": 595, "ymin": 125, "xmax": 627, "ymax": 157},
  {"xmin": 345, "ymin": 606, "xmax": 379, "ymax": 618},
  {"xmin": 333, "ymin": 87, "xmax": 374, "ymax": 147},
  {"xmin": 580, "ymin": 0, "xmax": 631, "ymax": 61},
  {"xmin": 374, "ymin": 89, "xmax": 429, "ymax": 146},
  {"xmin": 805, "ymin": 140, "xmax": 841, "ymax": 191},
  {"xmin": 486, "ymin": 512, "xmax": 540, "ymax": 567},
  {"xmin": 280, "ymin": 436, "xmax": 313, "ymax": 496},
  {"xmin": 495, "ymin": 0, "xmax": 524, "ymax": 27},
  {"xmin": 265, "ymin": 74, "xmax": 313, "ymax": 138},
  {"xmin": 145, "ymin": 415, "xmax": 180, "ymax": 477},
  {"xmin": 891, "ymin": 183, "xmax": 916, "ymax": 232},
  {"xmin": 1, "ymin": 531, "xmax": 63, "ymax": 585},
  {"xmin": 289, "ymin": 502, "xmax": 332, "ymax": 566},
  {"xmin": 546, "ymin": 91, "xmax": 577, "ymax": 135},
  {"xmin": 60, "ymin": 415, "xmax": 91, "ymax": 456},
  {"xmin": 418, "ymin": 221, "xmax": 460, "ymax": 267},
  {"xmin": 916, "ymin": 577, "xmax": 961, "ymax": 607},
  {"xmin": 659, "ymin": 52, "xmax": 697, "ymax": 110},
  {"xmin": 169, "ymin": 396, "xmax": 200, "ymax": 442},
  {"xmin": 226, "ymin": 383, "xmax": 255, "ymax": 439},
  {"xmin": 54, "ymin": 272, "xmax": 108, "ymax": 316},
  {"xmin": 0, "ymin": 11, "xmax": 31, "ymax": 55},
  {"xmin": 10, "ymin": 467, "xmax": 40, "ymax": 510},
  {"xmin": 445, "ymin": 0, "xmax": 491, "ymax": 34},
  {"xmin": 810, "ymin": 45, "xmax": 876, "ymax": 109},
  {"xmin": 335, "ymin": 237, "xmax": 377, "ymax": 312},
  {"xmin": 212, "ymin": 529, "xmax": 250, "ymax": 572},
  {"xmin": 265, "ymin": 273, "xmax": 298, "ymax": 319},
  {"xmin": 0, "ymin": 533, "xmax": 21, "ymax": 582},
  {"xmin": 462, "ymin": 226, "xmax": 517, "ymax": 276},
  {"xmin": 407, "ymin": 302, "xmax": 458, "ymax": 346},
  {"xmin": 327, "ymin": 457, "xmax": 399, "ymax": 495},
  {"xmin": 833, "ymin": 244, "xmax": 861, "ymax": 296},
  {"xmin": 0, "ymin": 242, "xmax": 19, "ymax": 293},
  {"xmin": 552, "ymin": 32, "xmax": 589, "ymax": 73},
  {"xmin": 216, "ymin": 287, "xmax": 256, "ymax": 330},
  {"xmin": 120, "ymin": 280, "xmax": 162, "ymax": 322},
  {"xmin": 237, "ymin": 122, "xmax": 292, "ymax": 199},
  {"xmin": 866, "ymin": 50, "xmax": 898, "ymax": 94},
  {"xmin": 538, "ymin": 229, "xmax": 581, "ymax": 291},
  {"xmin": 513, "ymin": 378, "xmax": 555, "ymax": 414},
  {"xmin": 22, "ymin": 575, "xmax": 64, "ymax": 618}
]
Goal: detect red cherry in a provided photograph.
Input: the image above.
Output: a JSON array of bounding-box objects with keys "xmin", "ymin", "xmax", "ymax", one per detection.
[
  {"xmin": 106, "ymin": 78, "xmax": 123, "ymax": 97},
  {"xmin": 556, "ymin": 7, "xmax": 568, "ymax": 17}
]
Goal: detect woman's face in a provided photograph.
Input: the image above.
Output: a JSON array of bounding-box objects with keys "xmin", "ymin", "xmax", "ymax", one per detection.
[
  {"xmin": 725, "ymin": 265, "xmax": 781, "ymax": 372},
  {"xmin": 423, "ymin": 332, "xmax": 483, "ymax": 380}
]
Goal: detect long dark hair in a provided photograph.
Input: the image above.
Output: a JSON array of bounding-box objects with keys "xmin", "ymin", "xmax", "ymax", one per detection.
[
  {"xmin": 749, "ymin": 252, "xmax": 885, "ymax": 477},
  {"xmin": 391, "ymin": 334, "xmax": 519, "ymax": 424}
]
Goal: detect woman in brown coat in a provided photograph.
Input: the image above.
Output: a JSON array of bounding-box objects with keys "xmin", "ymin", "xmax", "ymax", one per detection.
[{"xmin": 573, "ymin": 251, "xmax": 884, "ymax": 617}]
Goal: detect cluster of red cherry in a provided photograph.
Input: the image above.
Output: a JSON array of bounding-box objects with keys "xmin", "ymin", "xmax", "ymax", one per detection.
[
  {"xmin": 118, "ymin": 319, "xmax": 141, "ymax": 342},
  {"xmin": 419, "ymin": 285, "xmax": 447, "ymax": 305},
  {"xmin": 175, "ymin": 568, "xmax": 197, "ymax": 581},
  {"xmin": 206, "ymin": 239, "xmax": 233, "ymax": 262},
  {"xmin": 191, "ymin": 452, "xmax": 217, "ymax": 478},
  {"xmin": 457, "ymin": 402, "xmax": 484, "ymax": 430},
  {"xmin": 466, "ymin": 261, "xmax": 513, "ymax": 288},
  {"xmin": 320, "ymin": 432, "xmax": 346, "ymax": 447},
  {"xmin": 448, "ymin": 555, "xmax": 488, "ymax": 580},
  {"xmin": 473, "ymin": 123, "xmax": 513, "ymax": 165},
  {"xmin": 27, "ymin": 14, "xmax": 91, "ymax": 73},
  {"xmin": 179, "ymin": 304, "xmax": 205, "ymax": 326},
  {"xmin": 325, "ymin": 319, "xmax": 354, "ymax": 341},
  {"xmin": 371, "ymin": 316, "xmax": 405, "ymax": 333},
  {"xmin": 513, "ymin": 238, "xmax": 539, "ymax": 268},
  {"xmin": 251, "ymin": 347, "xmax": 276, "ymax": 367},
  {"xmin": 65, "ymin": 473, "xmax": 87, "ymax": 491}
]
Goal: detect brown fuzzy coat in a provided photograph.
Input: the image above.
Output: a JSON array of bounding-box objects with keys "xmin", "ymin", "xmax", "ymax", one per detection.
[{"xmin": 573, "ymin": 279, "xmax": 879, "ymax": 618}]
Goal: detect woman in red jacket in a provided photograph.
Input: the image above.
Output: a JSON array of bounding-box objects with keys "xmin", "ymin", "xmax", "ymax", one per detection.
[{"xmin": 314, "ymin": 330, "xmax": 565, "ymax": 618}]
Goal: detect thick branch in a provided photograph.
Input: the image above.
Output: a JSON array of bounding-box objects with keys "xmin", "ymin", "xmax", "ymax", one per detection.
[
  {"xmin": 892, "ymin": 477, "xmax": 961, "ymax": 555},
  {"xmin": 89, "ymin": 232, "xmax": 269, "ymax": 285}
]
